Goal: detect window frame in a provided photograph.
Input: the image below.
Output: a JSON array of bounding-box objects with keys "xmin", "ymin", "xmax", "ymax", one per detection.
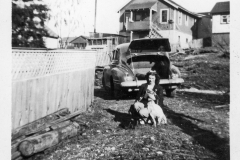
[
  {"xmin": 220, "ymin": 14, "xmax": 230, "ymax": 24},
  {"xmin": 178, "ymin": 11, "xmax": 182, "ymax": 25},
  {"xmin": 160, "ymin": 9, "xmax": 169, "ymax": 24},
  {"xmin": 135, "ymin": 12, "xmax": 142, "ymax": 21},
  {"xmin": 185, "ymin": 14, "xmax": 188, "ymax": 26}
]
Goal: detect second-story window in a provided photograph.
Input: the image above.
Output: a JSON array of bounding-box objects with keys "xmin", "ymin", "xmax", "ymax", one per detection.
[
  {"xmin": 97, "ymin": 39, "xmax": 102, "ymax": 45},
  {"xmin": 178, "ymin": 11, "xmax": 182, "ymax": 25},
  {"xmin": 88, "ymin": 40, "xmax": 92, "ymax": 46},
  {"xmin": 135, "ymin": 12, "xmax": 142, "ymax": 21},
  {"xmin": 112, "ymin": 38, "xmax": 115, "ymax": 45},
  {"xmin": 160, "ymin": 9, "xmax": 169, "ymax": 23},
  {"xmin": 125, "ymin": 12, "xmax": 130, "ymax": 22},
  {"xmin": 221, "ymin": 14, "xmax": 230, "ymax": 24},
  {"xmin": 103, "ymin": 39, "xmax": 107, "ymax": 45},
  {"xmin": 185, "ymin": 14, "xmax": 188, "ymax": 26}
]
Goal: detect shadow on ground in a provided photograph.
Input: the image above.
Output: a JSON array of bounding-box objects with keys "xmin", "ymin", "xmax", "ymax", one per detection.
[
  {"xmin": 104, "ymin": 97, "xmax": 229, "ymax": 160},
  {"xmin": 104, "ymin": 109, "xmax": 133, "ymax": 129},
  {"xmin": 94, "ymin": 87, "xmax": 137, "ymax": 101},
  {"xmin": 161, "ymin": 104, "xmax": 230, "ymax": 160}
]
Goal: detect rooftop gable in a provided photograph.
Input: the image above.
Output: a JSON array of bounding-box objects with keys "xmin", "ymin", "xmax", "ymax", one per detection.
[
  {"xmin": 211, "ymin": 1, "xmax": 230, "ymax": 14},
  {"xmin": 119, "ymin": 0, "xmax": 157, "ymax": 11},
  {"xmin": 44, "ymin": 25, "xmax": 59, "ymax": 39},
  {"xmin": 62, "ymin": 37, "xmax": 78, "ymax": 43},
  {"xmin": 119, "ymin": 0, "xmax": 200, "ymax": 18},
  {"xmin": 162, "ymin": 0, "xmax": 199, "ymax": 17},
  {"xmin": 70, "ymin": 36, "xmax": 88, "ymax": 44}
]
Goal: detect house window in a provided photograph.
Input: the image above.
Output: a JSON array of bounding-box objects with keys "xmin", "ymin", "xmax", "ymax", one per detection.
[
  {"xmin": 125, "ymin": 12, "xmax": 130, "ymax": 22},
  {"xmin": 185, "ymin": 14, "xmax": 188, "ymax": 26},
  {"xmin": 112, "ymin": 38, "xmax": 115, "ymax": 45},
  {"xmin": 135, "ymin": 12, "xmax": 142, "ymax": 21},
  {"xmin": 97, "ymin": 39, "xmax": 102, "ymax": 45},
  {"xmin": 186, "ymin": 38, "xmax": 188, "ymax": 43},
  {"xmin": 103, "ymin": 39, "xmax": 107, "ymax": 45},
  {"xmin": 178, "ymin": 11, "xmax": 182, "ymax": 25},
  {"xmin": 221, "ymin": 15, "xmax": 230, "ymax": 24},
  {"xmin": 93, "ymin": 40, "xmax": 97, "ymax": 45},
  {"xmin": 160, "ymin": 9, "xmax": 169, "ymax": 23},
  {"xmin": 88, "ymin": 40, "xmax": 92, "ymax": 45}
]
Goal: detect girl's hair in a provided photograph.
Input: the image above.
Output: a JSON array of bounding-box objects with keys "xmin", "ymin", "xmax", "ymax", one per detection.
[{"xmin": 145, "ymin": 71, "xmax": 160, "ymax": 85}]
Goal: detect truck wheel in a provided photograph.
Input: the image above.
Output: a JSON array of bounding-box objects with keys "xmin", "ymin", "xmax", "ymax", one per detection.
[
  {"xmin": 110, "ymin": 77, "xmax": 121, "ymax": 100},
  {"xmin": 165, "ymin": 89, "xmax": 176, "ymax": 97}
]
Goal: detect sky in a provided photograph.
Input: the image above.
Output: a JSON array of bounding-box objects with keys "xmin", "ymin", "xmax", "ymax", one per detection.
[{"xmin": 44, "ymin": 0, "xmax": 229, "ymax": 38}]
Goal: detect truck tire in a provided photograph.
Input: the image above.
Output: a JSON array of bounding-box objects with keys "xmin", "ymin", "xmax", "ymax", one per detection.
[
  {"xmin": 165, "ymin": 89, "xmax": 176, "ymax": 98},
  {"xmin": 110, "ymin": 77, "xmax": 121, "ymax": 100}
]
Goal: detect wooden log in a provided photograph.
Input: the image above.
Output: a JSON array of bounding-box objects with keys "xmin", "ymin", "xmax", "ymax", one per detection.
[
  {"xmin": 11, "ymin": 151, "xmax": 21, "ymax": 160},
  {"xmin": 13, "ymin": 156, "xmax": 23, "ymax": 160},
  {"xmin": 11, "ymin": 136, "xmax": 26, "ymax": 156},
  {"xmin": 18, "ymin": 122, "xmax": 79, "ymax": 157},
  {"xmin": 50, "ymin": 120, "xmax": 71, "ymax": 130},
  {"xmin": 214, "ymin": 104, "xmax": 229, "ymax": 109},
  {"xmin": 12, "ymin": 142, "xmax": 21, "ymax": 154},
  {"xmin": 177, "ymin": 88, "xmax": 225, "ymax": 95},
  {"xmin": 19, "ymin": 132, "xmax": 59, "ymax": 157},
  {"xmin": 58, "ymin": 122, "xmax": 79, "ymax": 141},
  {"xmin": 12, "ymin": 108, "xmax": 70, "ymax": 140},
  {"xmin": 11, "ymin": 136, "xmax": 26, "ymax": 145},
  {"xmin": 25, "ymin": 110, "xmax": 83, "ymax": 136}
]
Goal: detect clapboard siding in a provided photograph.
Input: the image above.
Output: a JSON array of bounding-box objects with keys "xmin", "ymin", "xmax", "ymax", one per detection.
[{"xmin": 12, "ymin": 49, "xmax": 96, "ymax": 130}]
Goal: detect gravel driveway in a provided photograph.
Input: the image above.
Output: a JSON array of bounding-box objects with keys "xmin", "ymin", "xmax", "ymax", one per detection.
[{"xmin": 32, "ymin": 85, "xmax": 229, "ymax": 160}]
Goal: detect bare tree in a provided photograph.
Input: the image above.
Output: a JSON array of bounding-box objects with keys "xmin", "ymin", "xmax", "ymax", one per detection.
[{"xmin": 46, "ymin": 0, "xmax": 84, "ymax": 48}]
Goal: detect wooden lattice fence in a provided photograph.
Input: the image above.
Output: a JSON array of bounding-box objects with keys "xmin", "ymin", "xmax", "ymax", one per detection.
[
  {"xmin": 12, "ymin": 49, "xmax": 96, "ymax": 130},
  {"xmin": 95, "ymin": 50, "xmax": 111, "ymax": 67}
]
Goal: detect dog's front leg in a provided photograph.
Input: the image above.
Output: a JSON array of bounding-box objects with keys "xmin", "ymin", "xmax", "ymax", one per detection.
[{"xmin": 149, "ymin": 113, "xmax": 156, "ymax": 127}]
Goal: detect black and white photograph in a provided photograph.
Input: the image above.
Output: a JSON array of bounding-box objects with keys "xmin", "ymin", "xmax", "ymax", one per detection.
[{"xmin": 1, "ymin": 0, "xmax": 237, "ymax": 159}]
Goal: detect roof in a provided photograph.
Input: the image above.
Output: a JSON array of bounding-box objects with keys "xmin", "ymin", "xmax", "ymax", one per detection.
[
  {"xmin": 197, "ymin": 12, "xmax": 212, "ymax": 18},
  {"xmin": 62, "ymin": 37, "xmax": 78, "ymax": 43},
  {"xmin": 70, "ymin": 36, "xmax": 88, "ymax": 44},
  {"xmin": 211, "ymin": 1, "xmax": 230, "ymax": 14},
  {"xmin": 119, "ymin": 0, "xmax": 199, "ymax": 18},
  {"xmin": 124, "ymin": 0, "xmax": 157, "ymax": 10},
  {"xmin": 165, "ymin": 0, "xmax": 199, "ymax": 17},
  {"xmin": 44, "ymin": 25, "xmax": 58, "ymax": 39}
]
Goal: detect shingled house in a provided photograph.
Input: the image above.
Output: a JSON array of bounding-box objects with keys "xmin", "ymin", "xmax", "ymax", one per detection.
[
  {"xmin": 210, "ymin": 1, "xmax": 230, "ymax": 47},
  {"xmin": 60, "ymin": 37, "xmax": 78, "ymax": 49},
  {"xmin": 70, "ymin": 36, "xmax": 88, "ymax": 49},
  {"xmin": 118, "ymin": 0, "xmax": 200, "ymax": 50}
]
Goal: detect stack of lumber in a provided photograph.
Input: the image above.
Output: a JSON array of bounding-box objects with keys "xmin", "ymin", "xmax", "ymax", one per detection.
[{"xmin": 11, "ymin": 108, "xmax": 83, "ymax": 159}]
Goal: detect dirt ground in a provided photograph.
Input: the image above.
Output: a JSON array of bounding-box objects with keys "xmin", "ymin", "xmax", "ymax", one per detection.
[{"xmin": 32, "ymin": 52, "xmax": 230, "ymax": 160}]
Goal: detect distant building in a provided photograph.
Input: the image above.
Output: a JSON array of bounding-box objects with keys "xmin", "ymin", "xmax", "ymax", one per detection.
[
  {"xmin": 86, "ymin": 32, "xmax": 128, "ymax": 53},
  {"xmin": 60, "ymin": 37, "xmax": 78, "ymax": 49},
  {"xmin": 210, "ymin": 1, "xmax": 230, "ymax": 47},
  {"xmin": 43, "ymin": 25, "xmax": 59, "ymax": 49},
  {"xmin": 70, "ymin": 36, "xmax": 88, "ymax": 49},
  {"xmin": 118, "ymin": 0, "xmax": 200, "ymax": 49},
  {"xmin": 196, "ymin": 12, "xmax": 212, "ymax": 47}
]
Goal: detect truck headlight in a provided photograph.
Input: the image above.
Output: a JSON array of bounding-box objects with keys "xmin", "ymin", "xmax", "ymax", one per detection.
[{"xmin": 123, "ymin": 72, "xmax": 132, "ymax": 81}]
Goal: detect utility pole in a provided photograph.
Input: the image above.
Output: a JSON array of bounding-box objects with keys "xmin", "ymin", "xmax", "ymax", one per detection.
[{"xmin": 94, "ymin": 0, "xmax": 97, "ymax": 33}]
